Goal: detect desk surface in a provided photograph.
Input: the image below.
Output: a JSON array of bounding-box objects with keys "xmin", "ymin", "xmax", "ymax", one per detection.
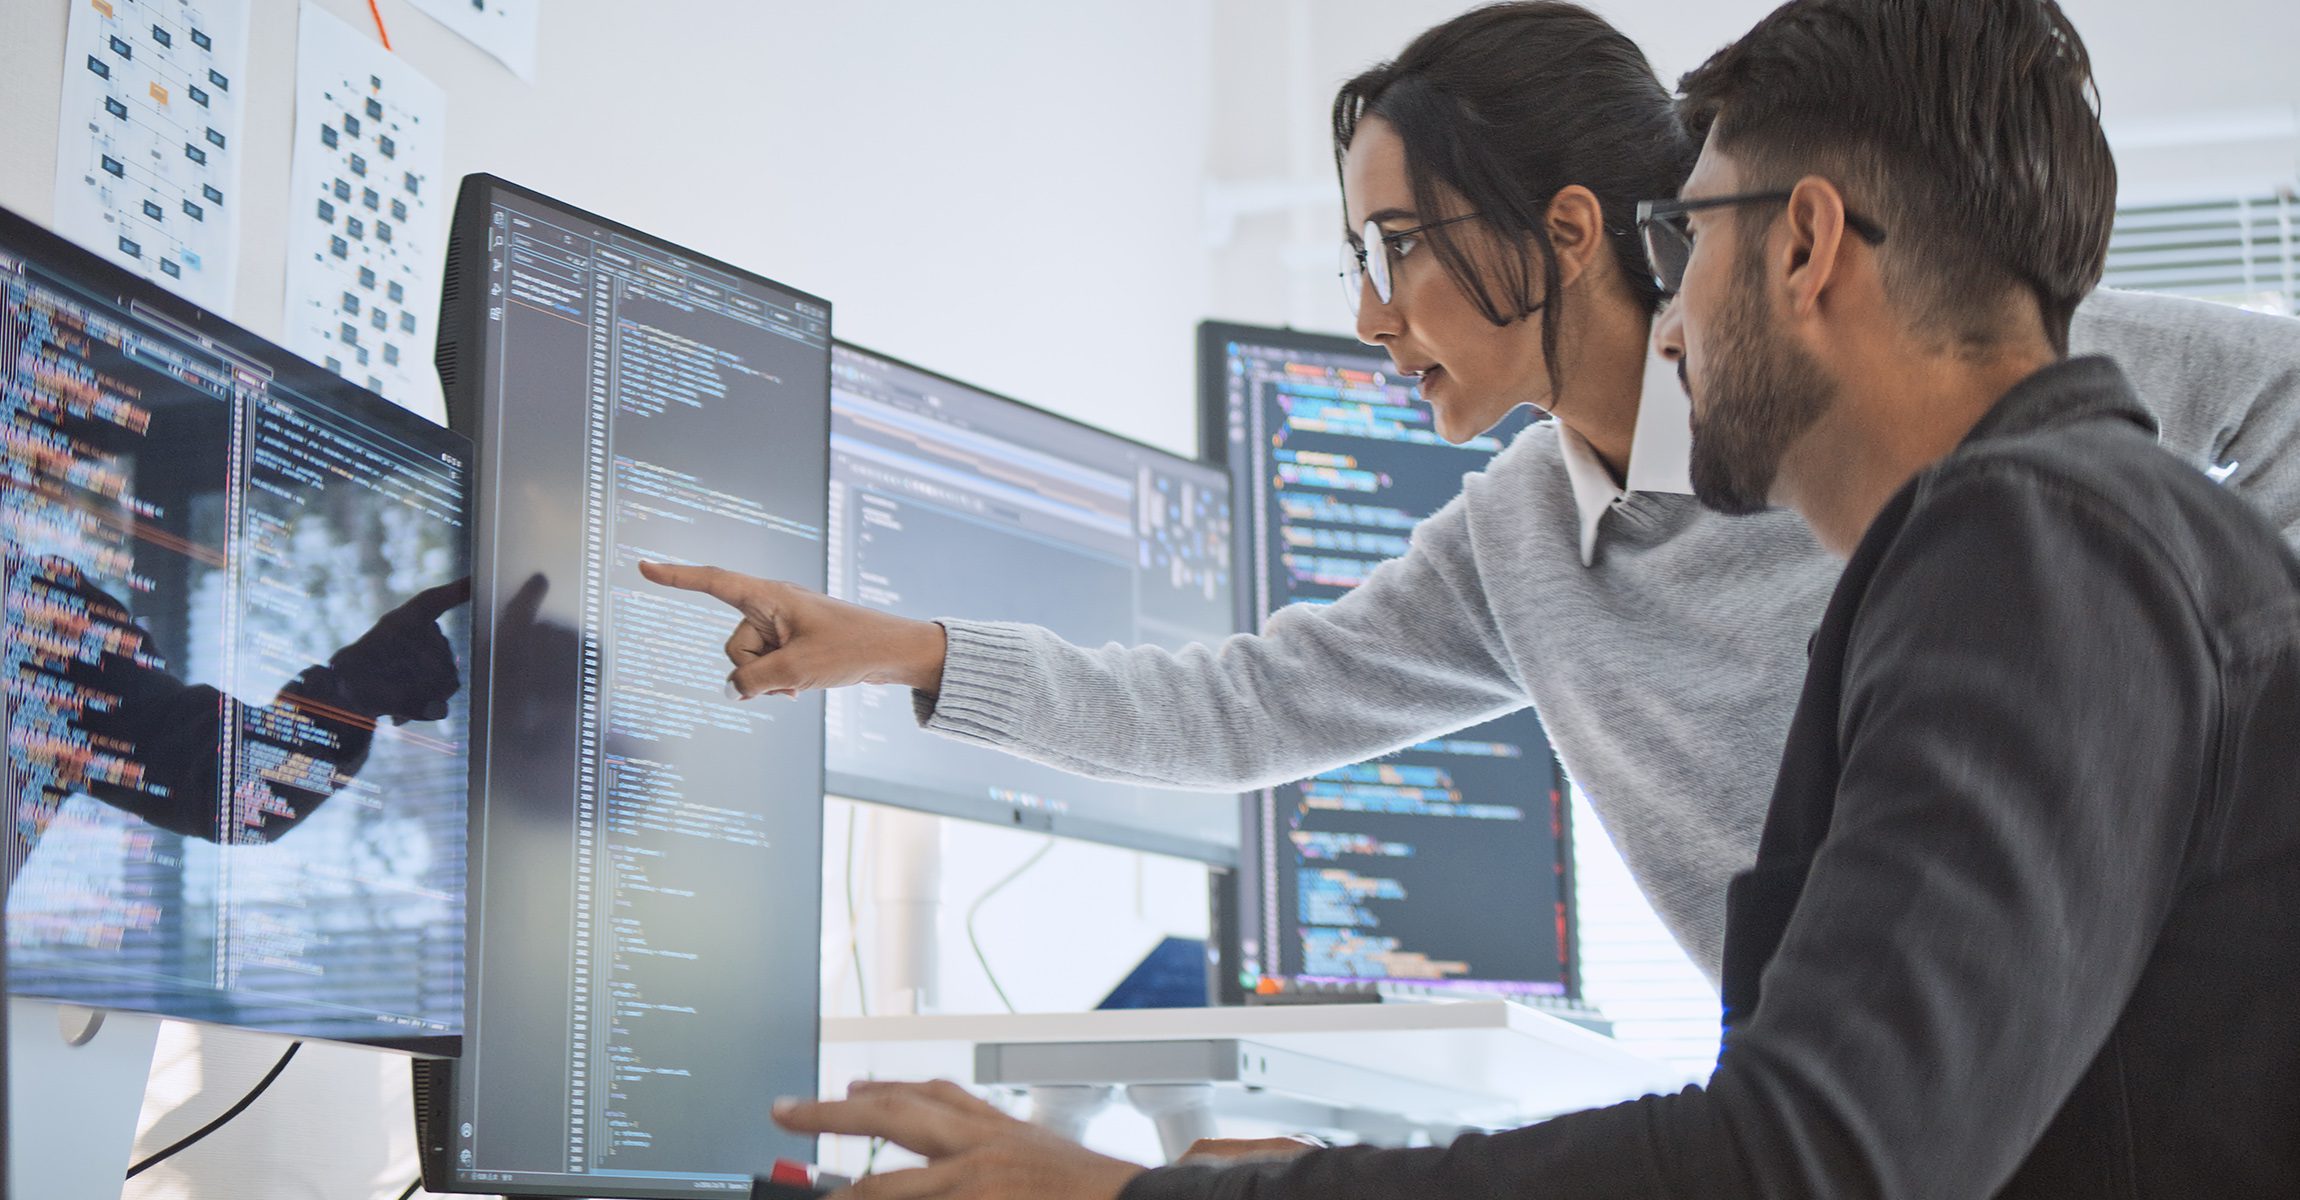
[{"xmin": 822, "ymin": 1002, "xmax": 1700, "ymax": 1126}]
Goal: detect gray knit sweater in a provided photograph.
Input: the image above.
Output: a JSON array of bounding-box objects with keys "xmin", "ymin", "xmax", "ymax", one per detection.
[{"xmin": 918, "ymin": 289, "xmax": 2300, "ymax": 980}]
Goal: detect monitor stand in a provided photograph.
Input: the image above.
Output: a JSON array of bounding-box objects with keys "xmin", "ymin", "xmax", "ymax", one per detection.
[
  {"xmin": 867, "ymin": 806, "xmax": 945, "ymax": 1016},
  {"xmin": 7, "ymin": 999, "xmax": 160, "ymax": 1200}
]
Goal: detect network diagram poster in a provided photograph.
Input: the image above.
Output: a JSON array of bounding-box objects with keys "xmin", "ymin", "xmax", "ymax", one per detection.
[
  {"xmin": 52, "ymin": 0, "xmax": 252, "ymax": 314},
  {"xmin": 281, "ymin": 2, "xmax": 449, "ymax": 422}
]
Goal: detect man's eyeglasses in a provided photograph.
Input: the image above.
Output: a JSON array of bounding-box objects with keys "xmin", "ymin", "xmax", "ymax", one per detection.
[
  {"xmin": 1340, "ymin": 214, "xmax": 1480, "ymax": 313},
  {"xmin": 1635, "ymin": 192, "xmax": 1888, "ymax": 297}
]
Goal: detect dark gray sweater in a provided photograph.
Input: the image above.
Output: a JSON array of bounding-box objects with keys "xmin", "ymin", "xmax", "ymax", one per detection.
[{"xmin": 920, "ymin": 290, "xmax": 2300, "ymax": 979}]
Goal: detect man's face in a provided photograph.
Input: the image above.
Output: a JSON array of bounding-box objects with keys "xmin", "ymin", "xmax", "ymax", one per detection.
[{"xmin": 1655, "ymin": 135, "xmax": 1839, "ymax": 515}]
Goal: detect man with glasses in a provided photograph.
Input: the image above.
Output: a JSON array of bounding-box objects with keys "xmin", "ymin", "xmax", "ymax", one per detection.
[{"xmin": 766, "ymin": 0, "xmax": 2300, "ymax": 1196}]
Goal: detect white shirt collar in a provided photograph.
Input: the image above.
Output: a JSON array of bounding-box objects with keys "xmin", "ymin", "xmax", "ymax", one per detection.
[{"xmin": 1555, "ymin": 348, "xmax": 1695, "ymax": 566}]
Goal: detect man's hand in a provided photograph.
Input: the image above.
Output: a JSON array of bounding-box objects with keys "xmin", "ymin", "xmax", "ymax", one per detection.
[
  {"xmin": 324, "ymin": 577, "xmax": 471, "ymax": 722},
  {"xmin": 775, "ymin": 1080, "xmax": 1145, "ymax": 1200},
  {"xmin": 637, "ymin": 562, "xmax": 948, "ymax": 698},
  {"xmin": 1177, "ymin": 1135, "xmax": 1323, "ymax": 1165}
]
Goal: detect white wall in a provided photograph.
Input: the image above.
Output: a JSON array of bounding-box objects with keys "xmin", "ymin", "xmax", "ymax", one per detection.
[{"xmin": 0, "ymin": 0, "xmax": 1219, "ymax": 451}]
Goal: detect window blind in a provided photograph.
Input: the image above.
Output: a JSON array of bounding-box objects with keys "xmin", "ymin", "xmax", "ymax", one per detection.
[
  {"xmin": 2101, "ymin": 191, "xmax": 2298, "ymax": 314},
  {"xmin": 1571, "ymin": 786, "xmax": 1718, "ymax": 1079}
]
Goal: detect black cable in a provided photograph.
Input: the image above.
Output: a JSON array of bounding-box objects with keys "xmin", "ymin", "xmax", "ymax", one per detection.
[
  {"xmin": 124, "ymin": 1040, "xmax": 302, "ymax": 1178},
  {"xmin": 393, "ymin": 1177, "xmax": 423, "ymax": 1200}
]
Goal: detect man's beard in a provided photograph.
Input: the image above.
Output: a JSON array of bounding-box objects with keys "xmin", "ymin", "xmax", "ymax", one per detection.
[{"xmin": 1687, "ymin": 251, "xmax": 1837, "ymax": 516}]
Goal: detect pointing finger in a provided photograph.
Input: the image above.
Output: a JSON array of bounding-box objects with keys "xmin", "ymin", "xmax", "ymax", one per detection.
[{"xmin": 637, "ymin": 560, "xmax": 755, "ymax": 608}]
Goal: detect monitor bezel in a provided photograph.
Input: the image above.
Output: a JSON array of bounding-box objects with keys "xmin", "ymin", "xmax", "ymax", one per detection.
[
  {"xmin": 436, "ymin": 174, "xmax": 835, "ymax": 438},
  {"xmin": 825, "ymin": 338, "xmax": 1247, "ymax": 867},
  {"xmin": 420, "ymin": 175, "xmax": 831, "ymax": 1197},
  {"xmin": 1194, "ymin": 317, "xmax": 1583, "ymax": 1003},
  {"xmin": 0, "ymin": 204, "xmax": 473, "ymax": 1057}
]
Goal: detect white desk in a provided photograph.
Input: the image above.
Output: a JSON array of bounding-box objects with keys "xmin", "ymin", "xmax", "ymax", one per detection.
[{"xmin": 821, "ymin": 1003, "xmax": 1699, "ymax": 1160}]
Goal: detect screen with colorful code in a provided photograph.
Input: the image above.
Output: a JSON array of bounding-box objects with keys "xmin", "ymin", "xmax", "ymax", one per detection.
[
  {"xmin": 1, "ymin": 204, "xmax": 473, "ymax": 1051},
  {"xmin": 1202, "ymin": 320, "xmax": 1574, "ymax": 1000}
]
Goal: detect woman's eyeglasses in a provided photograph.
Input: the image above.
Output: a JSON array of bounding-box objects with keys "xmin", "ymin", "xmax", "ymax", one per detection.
[{"xmin": 1340, "ymin": 214, "xmax": 1480, "ymax": 313}]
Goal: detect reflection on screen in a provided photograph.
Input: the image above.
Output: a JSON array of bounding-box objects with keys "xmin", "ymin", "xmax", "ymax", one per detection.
[
  {"xmin": 438, "ymin": 181, "xmax": 827, "ymax": 1196},
  {"xmin": 1, "ymin": 209, "xmax": 474, "ymax": 1046},
  {"xmin": 1216, "ymin": 328, "xmax": 1571, "ymax": 998},
  {"xmin": 825, "ymin": 344, "xmax": 1240, "ymax": 863}
]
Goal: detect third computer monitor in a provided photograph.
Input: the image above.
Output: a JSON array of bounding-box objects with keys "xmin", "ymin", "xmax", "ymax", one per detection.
[
  {"xmin": 418, "ymin": 176, "xmax": 828, "ymax": 1197},
  {"xmin": 1200, "ymin": 320, "xmax": 1577, "ymax": 1001},
  {"xmin": 824, "ymin": 342, "xmax": 1242, "ymax": 864}
]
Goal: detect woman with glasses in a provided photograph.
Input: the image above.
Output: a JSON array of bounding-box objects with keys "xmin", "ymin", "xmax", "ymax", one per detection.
[{"xmin": 646, "ymin": 1, "xmax": 2300, "ymax": 987}]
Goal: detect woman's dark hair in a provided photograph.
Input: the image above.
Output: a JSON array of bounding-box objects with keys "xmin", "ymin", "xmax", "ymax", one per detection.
[
  {"xmin": 1333, "ymin": 2, "xmax": 1694, "ymax": 396},
  {"xmin": 1676, "ymin": 0, "xmax": 2113, "ymax": 356}
]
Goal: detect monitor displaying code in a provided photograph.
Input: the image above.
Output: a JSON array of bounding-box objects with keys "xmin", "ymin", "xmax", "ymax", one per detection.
[
  {"xmin": 1205, "ymin": 322, "xmax": 1573, "ymax": 999},
  {"xmin": 426, "ymin": 178, "xmax": 827, "ymax": 1196},
  {"xmin": 825, "ymin": 343, "xmax": 1240, "ymax": 863},
  {"xmin": 1, "ymin": 206, "xmax": 474, "ymax": 1050}
]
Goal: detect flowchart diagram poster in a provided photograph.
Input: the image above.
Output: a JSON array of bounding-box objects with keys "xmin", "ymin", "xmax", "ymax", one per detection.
[
  {"xmin": 53, "ymin": 0, "xmax": 252, "ymax": 314},
  {"xmin": 282, "ymin": 2, "xmax": 449, "ymax": 421}
]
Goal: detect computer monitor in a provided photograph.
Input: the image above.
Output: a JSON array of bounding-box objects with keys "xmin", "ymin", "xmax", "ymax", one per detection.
[
  {"xmin": 0, "ymin": 205, "xmax": 475, "ymax": 1052},
  {"xmin": 824, "ymin": 342, "xmax": 1242, "ymax": 863},
  {"xmin": 1199, "ymin": 321, "xmax": 1577, "ymax": 1001},
  {"xmin": 416, "ymin": 176, "xmax": 829, "ymax": 1197}
]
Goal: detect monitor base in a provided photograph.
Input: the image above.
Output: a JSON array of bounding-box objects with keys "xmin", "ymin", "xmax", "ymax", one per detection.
[{"xmin": 8, "ymin": 999, "xmax": 160, "ymax": 1199}]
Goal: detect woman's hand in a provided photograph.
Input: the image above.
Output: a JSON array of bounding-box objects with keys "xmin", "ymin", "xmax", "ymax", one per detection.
[
  {"xmin": 776, "ymin": 1080, "xmax": 1146, "ymax": 1200},
  {"xmin": 638, "ymin": 562, "xmax": 948, "ymax": 698}
]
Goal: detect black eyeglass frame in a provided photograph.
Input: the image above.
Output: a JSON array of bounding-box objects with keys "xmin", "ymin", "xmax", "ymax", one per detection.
[
  {"xmin": 1339, "ymin": 212, "xmax": 1483, "ymax": 311},
  {"xmin": 1634, "ymin": 192, "xmax": 1888, "ymax": 297}
]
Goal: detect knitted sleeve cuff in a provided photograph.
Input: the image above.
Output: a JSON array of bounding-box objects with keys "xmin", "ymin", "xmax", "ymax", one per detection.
[{"xmin": 910, "ymin": 618, "xmax": 1044, "ymax": 749}]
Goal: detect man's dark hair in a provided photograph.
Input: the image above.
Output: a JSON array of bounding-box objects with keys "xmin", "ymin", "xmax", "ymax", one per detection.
[
  {"xmin": 1334, "ymin": 2, "xmax": 1695, "ymax": 396},
  {"xmin": 1677, "ymin": 0, "xmax": 2115, "ymax": 356}
]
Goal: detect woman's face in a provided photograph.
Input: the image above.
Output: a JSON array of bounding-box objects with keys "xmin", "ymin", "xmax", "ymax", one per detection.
[{"xmin": 1342, "ymin": 116, "xmax": 1554, "ymax": 444}]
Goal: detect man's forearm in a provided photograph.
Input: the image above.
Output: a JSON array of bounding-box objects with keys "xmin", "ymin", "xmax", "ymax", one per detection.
[{"xmin": 1122, "ymin": 1087, "xmax": 1746, "ymax": 1200}]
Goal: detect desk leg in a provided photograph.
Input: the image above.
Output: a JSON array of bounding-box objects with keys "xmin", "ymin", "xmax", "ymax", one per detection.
[
  {"xmin": 1125, "ymin": 1083, "xmax": 1219, "ymax": 1163},
  {"xmin": 1026, "ymin": 1084, "xmax": 1114, "ymax": 1142}
]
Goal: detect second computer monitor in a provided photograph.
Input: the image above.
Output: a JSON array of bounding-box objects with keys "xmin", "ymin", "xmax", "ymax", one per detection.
[
  {"xmin": 1201, "ymin": 320, "xmax": 1576, "ymax": 1001},
  {"xmin": 825, "ymin": 343, "xmax": 1241, "ymax": 864},
  {"xmin": 418, "ymin": 176, "xmax": 828, "ymax": 1197}
]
